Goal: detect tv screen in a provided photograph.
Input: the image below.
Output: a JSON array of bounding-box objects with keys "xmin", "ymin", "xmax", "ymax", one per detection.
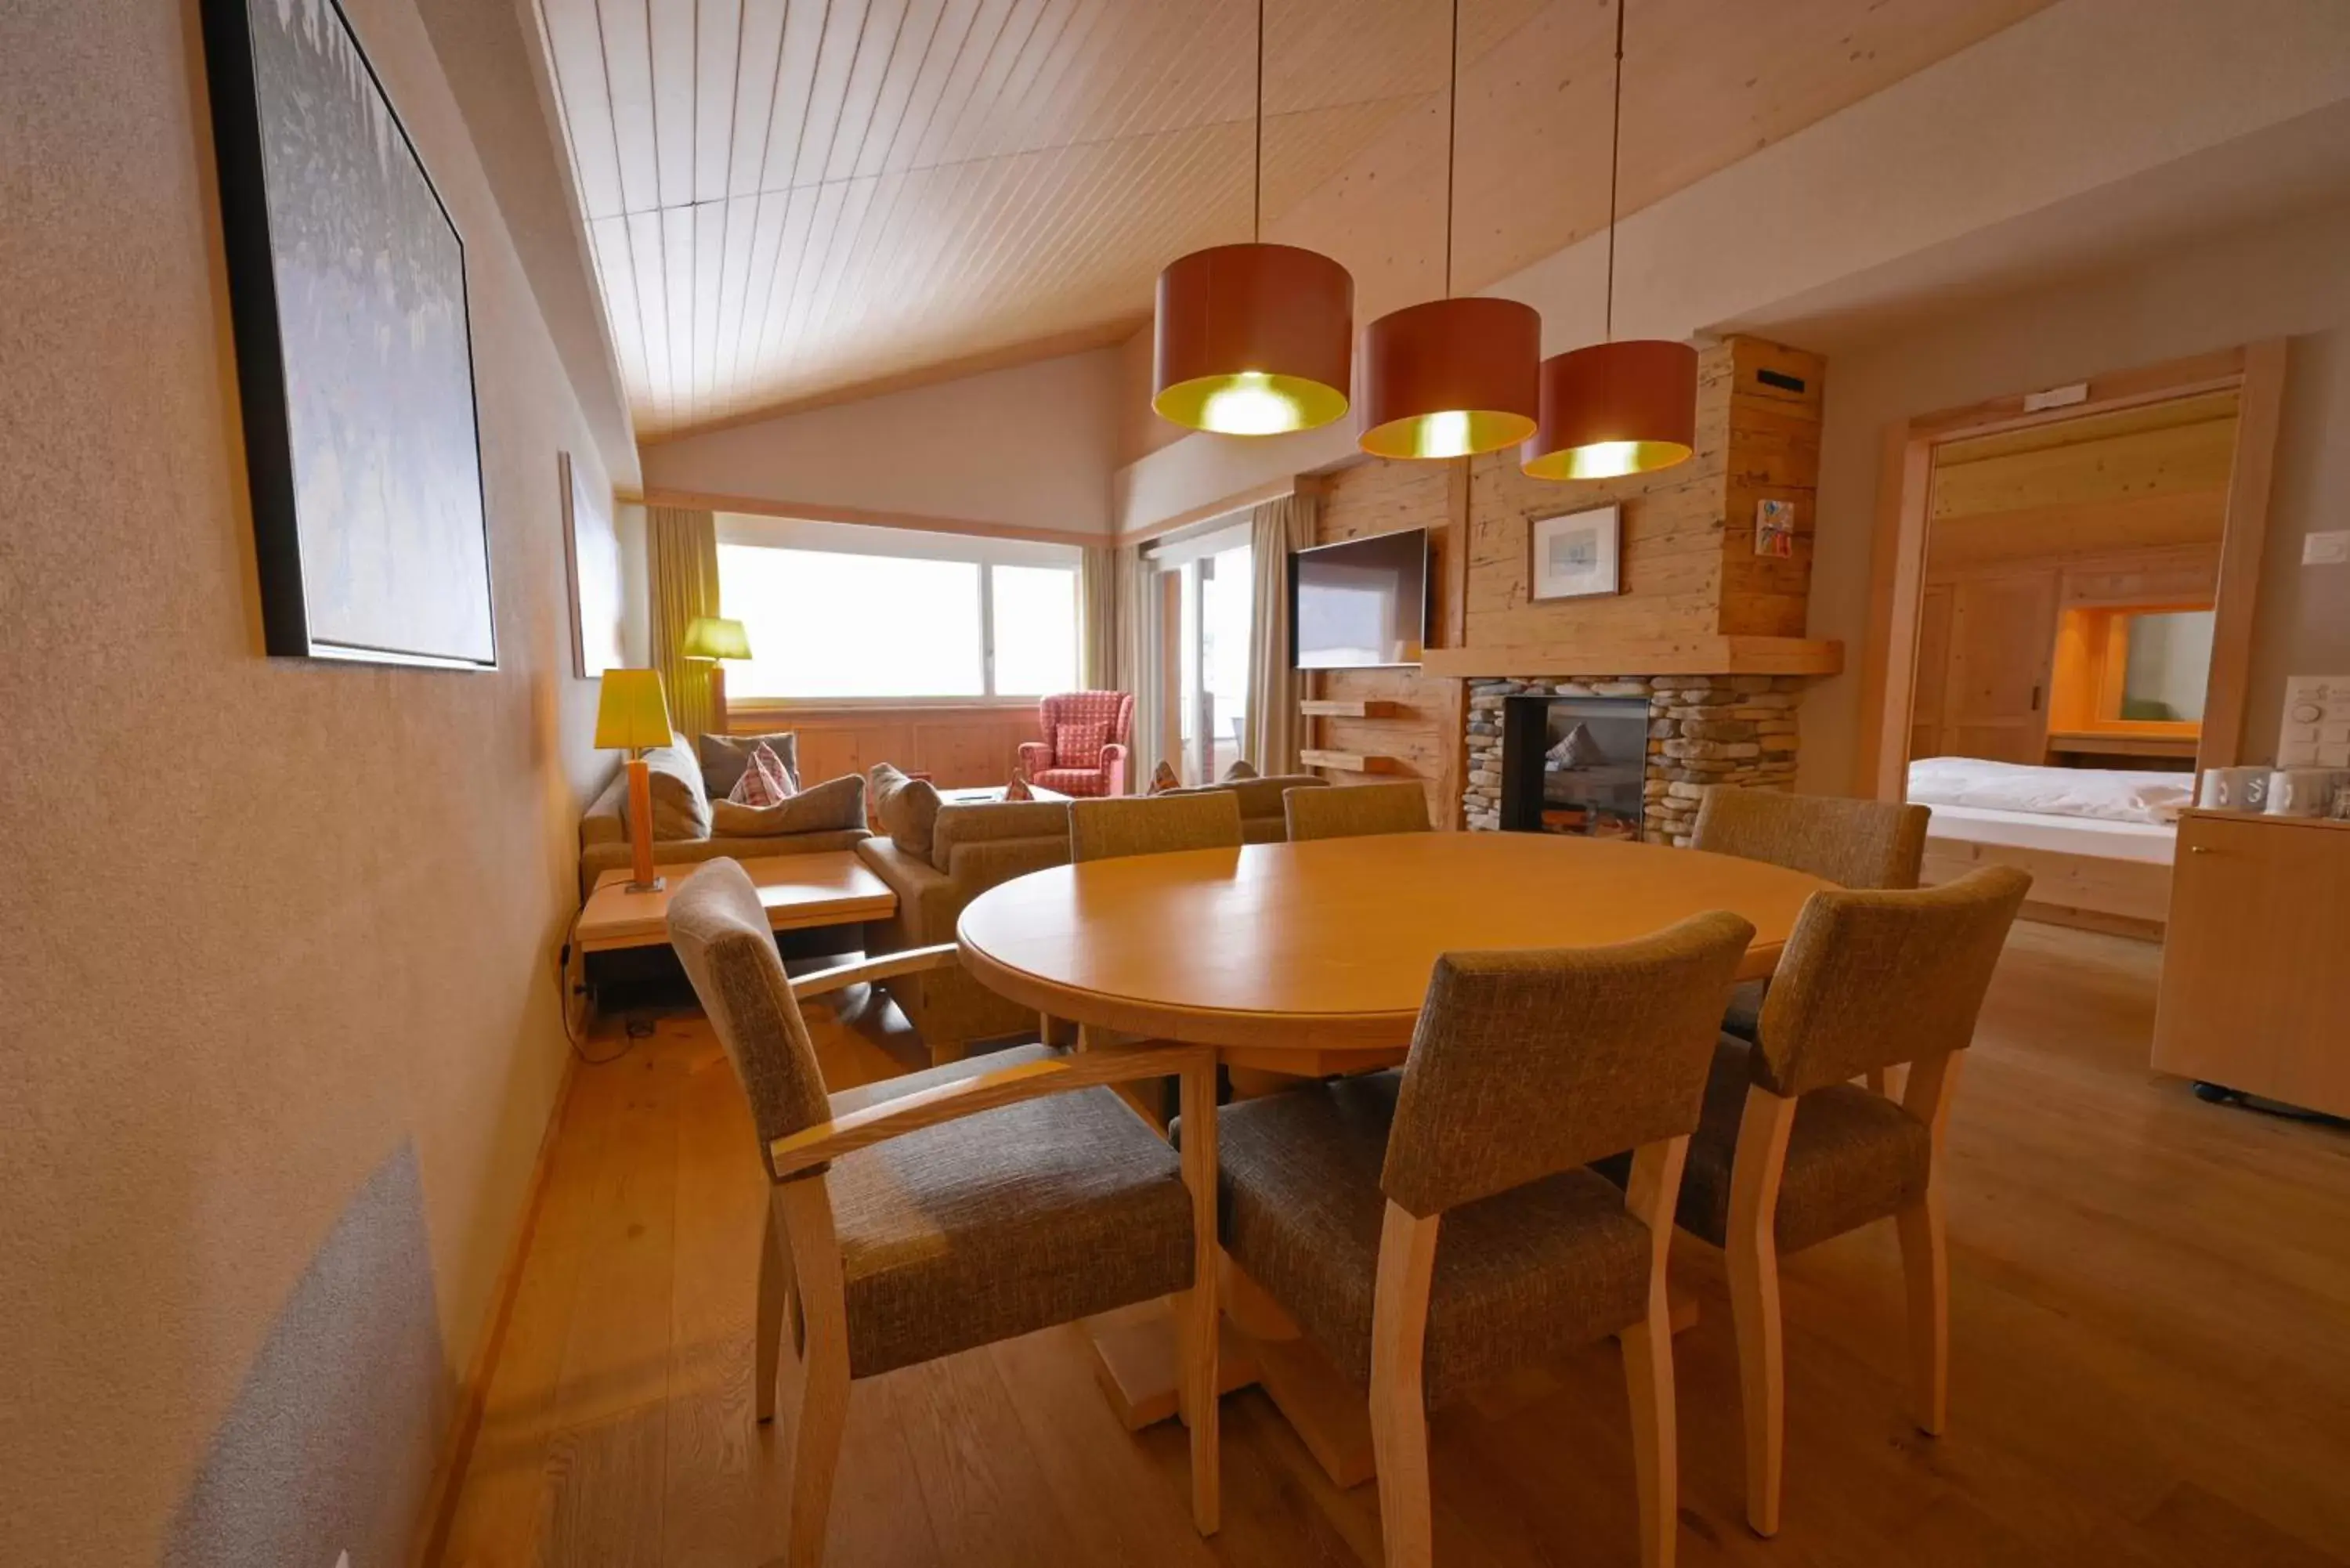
[{"xmin": 1291, "ymin": 527, "xmax": 1429, "ymax": 669}]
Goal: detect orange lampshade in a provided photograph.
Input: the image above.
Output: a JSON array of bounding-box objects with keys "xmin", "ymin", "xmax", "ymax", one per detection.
[
  {"xmin": 1357, "ymin": 297, "xmax": 1542, "ymax": 460},
  {"xmin": 1521, "ymin": 338, "xmax": 1698, "ymax": 480},
  {"xmin": 1153, "ymin": 243, "xmax": 1354, "ymax": 435},
  {"xmin": 594, "ymin": 668, "xmax": 672, "ymax": 752}
]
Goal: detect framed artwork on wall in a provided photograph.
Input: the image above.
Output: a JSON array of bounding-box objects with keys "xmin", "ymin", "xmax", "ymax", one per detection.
[
  {"xmin": 1529, "ymin": 504, "xmax": 1622, "ymax": 602},
  {"xmin": 559, "ymin": 453, "xmax": 624, "ymax": 678},
  {"xmin": 200, "ymin": 0, "xmax": 496, "ymax": 668}
]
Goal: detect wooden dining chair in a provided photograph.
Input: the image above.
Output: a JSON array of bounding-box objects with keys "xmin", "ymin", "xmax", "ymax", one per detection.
[
  {"xmin": 664, "ymin": 858, "xmax": 1223, "ymax": 1564},
  {"xmin": 1283, "ymin": 780, "xmax": 1433, "ymax": 842},
  {"xmin": 1069, "ymin": 789, "xmax": 1246, "ymax": 862},
  {"xmin": 1209, "ymin": 914, "xmax": 1756, "ymax": 1568},
  {"xmin": 1660, "ymin": 865, "xmax": 2028, "ymax": 1537},
  {"xmin": 1691, "ymin": 786, "xmax": 1932, "ymax": 1042}
]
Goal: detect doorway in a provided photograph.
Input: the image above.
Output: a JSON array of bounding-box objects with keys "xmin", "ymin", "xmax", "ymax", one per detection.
[
  {"xmin": 1858, "ymin": 342, "xmax": 2286, "ymax": 800},
  {"xmin": 1152, "ymin": 528, "xmax": 1254, "ymax": 786}
]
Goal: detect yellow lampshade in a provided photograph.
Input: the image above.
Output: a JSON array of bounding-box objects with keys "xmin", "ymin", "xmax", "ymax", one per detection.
[
  {"xmin": 682, "ymin": 615, "xmax": 752, "ymax": 662},
  {"xmin": 594, "ymin": 669, "xmax": 672, "ymax": 752}
]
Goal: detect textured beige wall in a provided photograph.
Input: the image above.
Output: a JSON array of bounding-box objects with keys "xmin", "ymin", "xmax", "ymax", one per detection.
[
  {"xmin": 0, "ymin": 0, "xmax": 630, "ymax": 1559},
  {"xmin": 1797, "ymin": 201, "xmax": 2350, "ymax": 792}
]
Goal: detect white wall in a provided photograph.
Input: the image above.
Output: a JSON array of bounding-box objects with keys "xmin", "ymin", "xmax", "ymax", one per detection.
[
  {"xmin": 1110, "ymin": 0, "xmax": 2350, "ymax": 534},
  {"xmin": 639, "ymin": 346, "xmax": 1123, "ymax": 535},
  {"xmin": 1797, "ymin": 201, "xmax": 2350, "ymax": 790}
]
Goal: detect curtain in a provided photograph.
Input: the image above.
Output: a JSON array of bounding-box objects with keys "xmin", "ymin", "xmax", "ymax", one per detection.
[
  {"xmin": 648, "ymin": 505, "xmax": 718, "ymax": 741},
  {"xmin": 1079, "ymin": 544, "xmax": 1117, "ymax": 690},
  {"xmin": 1244, "ymin": 490, "xmax": 1316, "ymax": 775},
  {"xmin": 1112, "ymin": 543, "xmax": 1161, "ymax": 791}
]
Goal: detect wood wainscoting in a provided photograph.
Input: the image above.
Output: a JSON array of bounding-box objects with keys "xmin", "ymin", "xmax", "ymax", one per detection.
[{"xmin": 726, "ymin": 703, "xmax": 1043, "ymax": 789}]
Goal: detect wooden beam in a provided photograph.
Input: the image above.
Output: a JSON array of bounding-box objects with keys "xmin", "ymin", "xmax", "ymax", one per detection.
[
  {"xmin": 1419, "ymin": 636, "xmax": 1843, "ymax": 680},
  {"xmin": 2200, "ymin": 338, "xmax": 2287, "ymax": 768}
]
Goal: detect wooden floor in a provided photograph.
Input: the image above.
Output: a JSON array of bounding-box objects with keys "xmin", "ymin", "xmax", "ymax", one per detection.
[{"xmin": 437, "ymin": 924, "xmax": 2350, "ymax": 1567}]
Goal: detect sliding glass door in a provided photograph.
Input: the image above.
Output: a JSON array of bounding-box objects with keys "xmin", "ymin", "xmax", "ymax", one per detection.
[{"xmin": 1162, "ymin": 534, "xmax": 1254, "ymax": 786}]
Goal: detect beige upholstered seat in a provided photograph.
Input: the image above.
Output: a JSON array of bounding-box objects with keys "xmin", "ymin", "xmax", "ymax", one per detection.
[
  {"xmin": 666, "ymin": 859, "xmax": 1224, "ymax": 1562},
  {"xmin": 1213, "ymin": 915, "xmax": 1756, "ymax": 1568},
  {"xmin": 1653, "ymin": 865, "xmax": 2028, "ymax": 1539},
  {"xmin": 1068, "ymin": 789, "xmax": 1245, "ymax": 862},
  {"xmin": 1691, "ymin": 786, "xmax": 1932, "ymax": 1039},
  {"xmin": 1282, "ymin": 780, "xmax": 1433, "ymax": 842}
]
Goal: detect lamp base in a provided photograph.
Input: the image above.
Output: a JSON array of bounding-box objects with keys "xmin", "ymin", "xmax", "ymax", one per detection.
[{"xmin": 624, "ymin": 875, "xmax": 667, "ymax": 895}]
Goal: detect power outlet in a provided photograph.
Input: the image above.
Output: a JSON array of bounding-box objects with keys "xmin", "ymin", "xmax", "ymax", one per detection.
[{"xmin": 2304, "ymin": 529, "xmax": 2350, "ymax": 565}]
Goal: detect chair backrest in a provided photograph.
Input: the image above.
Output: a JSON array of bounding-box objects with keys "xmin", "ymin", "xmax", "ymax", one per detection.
[
  {"xmin": 1380, "ymin": 912, "xmax": 1756, "ymax": 1217},
  {"xmin": 1284, "ymin": 780, "xmax": 1431, "ymax": 842},
  {"xmin": 1691, "ymin": 786, "xmax": 1930, "ymax": 890},
  {"xmin": 1039, "ymin": 691, "xmax": 1135, "ymax": 763},
  {"xmin": 665, "ymin": 859, "xmax": 832, "ymax": 1179},
  {"xmin": 1068, "ymin": 791, "xmax": 1245, "ymax": 863},
  {"xmin": 1752, "ymin": 865, "xmax": 2031, "ymax": 1097}
]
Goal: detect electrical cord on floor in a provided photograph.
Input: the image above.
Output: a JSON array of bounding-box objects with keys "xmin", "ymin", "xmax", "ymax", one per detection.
[{"xmin": 559, "ymin": 908, "xmax": 635, "ymax": 1067}]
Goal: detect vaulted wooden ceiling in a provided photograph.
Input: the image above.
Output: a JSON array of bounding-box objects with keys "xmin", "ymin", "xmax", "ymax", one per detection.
[{"xmin": 533, "ymin": 0, "xmax": 2052, "ymax": 439}]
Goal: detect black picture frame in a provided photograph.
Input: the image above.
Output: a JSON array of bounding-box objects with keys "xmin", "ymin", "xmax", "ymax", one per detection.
[{"xmin": 200, "ymin": 0, "xmax": 497, "ymax": 669}]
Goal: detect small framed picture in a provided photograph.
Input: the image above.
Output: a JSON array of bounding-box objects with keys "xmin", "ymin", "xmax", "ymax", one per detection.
[
  {"xmin": 1755, "ymin": 497, "xmax": 1798, "ymax": 558},
  {"xmin": 1529, "ymin": 504, "xmax": 1622, "ymax": 601}
]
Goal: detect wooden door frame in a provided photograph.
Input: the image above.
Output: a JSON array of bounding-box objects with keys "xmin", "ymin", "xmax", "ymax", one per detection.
[{"xmin": 1853, "ymin": 341, "xmax": 2287, "ymax": 800}]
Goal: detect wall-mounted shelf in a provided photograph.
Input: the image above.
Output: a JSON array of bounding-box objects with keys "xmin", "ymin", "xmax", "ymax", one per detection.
[
  {"xmin": 1300, "ymin": 699, "xmax": 1404, "ymax": 719},
  {"xmin": 1301, "ymin": 748, "xmax": 1405, "ymax": 775}
]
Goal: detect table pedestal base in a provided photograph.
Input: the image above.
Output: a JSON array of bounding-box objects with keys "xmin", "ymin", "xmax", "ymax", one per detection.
[{"xmin": 1086, "ymin": 1268, "xmax": 1701, "ymax": 1489}]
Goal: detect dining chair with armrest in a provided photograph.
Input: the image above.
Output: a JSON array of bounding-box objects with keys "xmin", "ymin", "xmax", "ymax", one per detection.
[
  {"xmin": 1283, "ymin": 780, "xmax": 1433, "ymax": 842},
  {"xmin": 1691, "ymin": 786, "xmax": 1932, "ymax": 1045},
  {"xmin": 1650, "ymin": 865, "xmax": 2028, "ymax": 1537},
  {"xmin": 665, "ymin": 858, "xmax": 1223, "ymax": 1566},
  {"xmin": 1208, "ymin": 912, "xmax": 1755, "ymax": 1568}
]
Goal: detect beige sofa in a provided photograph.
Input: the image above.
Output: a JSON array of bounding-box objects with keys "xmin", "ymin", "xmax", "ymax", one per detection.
[
  {"xmin": 855, "ymin": 797, "xmax": 1074, "ymax": 1061},
  {"xmin": 1158, "ymin": 772, "xmax": 1330, "ymax": 842},
  {"xmin": 851, "ymin": 771, "xmax": 1333, "ymax": 1060},
  {"xmin": 577, "ymin": 732, "xmax": 868, "ymax": 898}
]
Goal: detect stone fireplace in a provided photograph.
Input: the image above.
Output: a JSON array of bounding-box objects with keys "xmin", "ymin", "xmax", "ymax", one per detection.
[{"xmin": 1464, "ymin": 674, "xmax": 1805, "ymax": 844}]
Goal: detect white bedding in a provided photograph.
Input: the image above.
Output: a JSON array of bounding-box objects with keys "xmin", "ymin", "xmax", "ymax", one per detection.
[
  {"xmin": 1907, "ymin": 756, "xmax": 2193, "ymax": 826},
  {"xmin": 1921, "ymin": 803, "xmax": 2176, "ymax": 865}
]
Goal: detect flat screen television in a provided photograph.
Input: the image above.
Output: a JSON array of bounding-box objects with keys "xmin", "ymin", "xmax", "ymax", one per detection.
[{"xmin": 1291, "ymin": 526, "xmax": 1429, "ymax": 670}]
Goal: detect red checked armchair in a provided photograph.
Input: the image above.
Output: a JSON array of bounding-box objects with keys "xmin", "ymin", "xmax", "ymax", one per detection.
[{"xmin": 1018, "ymin": 690, "xmax": 1133, "ymax": 797}]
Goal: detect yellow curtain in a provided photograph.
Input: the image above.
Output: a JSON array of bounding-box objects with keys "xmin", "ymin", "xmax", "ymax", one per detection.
[
  {"xmin": 1079, "ymin": 544, "xmax": 1118, "ymax": 690},
  {"xmin": 1246, "ymin": 491, "xmax": 1315, "ymax": 774},
  {"xmin": 649, "ymin": 505, "xmax": 718, "ymax": 741}
]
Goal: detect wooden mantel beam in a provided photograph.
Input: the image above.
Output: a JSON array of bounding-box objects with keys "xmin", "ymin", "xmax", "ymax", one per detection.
[{"xmin": 1419, "ymin": 637, "xmax": 1844, "ymax": 681}]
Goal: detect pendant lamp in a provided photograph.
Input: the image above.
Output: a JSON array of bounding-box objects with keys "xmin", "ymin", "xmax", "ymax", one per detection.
[
  {"xmin": 1521, "ymin": 0, "xmax": 1695, "ymax": 481},
  {"xmin": 1358, "ymin": 0, "xmax": 1539, "ymax": 461},
  {"xmin": 1152, "ymin": 0, "xmax": 1353, "ymax": 436}
]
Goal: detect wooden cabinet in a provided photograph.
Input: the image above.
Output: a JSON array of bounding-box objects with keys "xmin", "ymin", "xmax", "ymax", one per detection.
[{"xmin": 2152, "ymin": 811, "xmax": 2350, "ymax": 1116}]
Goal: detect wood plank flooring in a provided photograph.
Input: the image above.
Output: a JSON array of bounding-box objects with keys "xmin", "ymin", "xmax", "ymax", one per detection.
[{"xmin": 436, "ymin": 924, "xmax": 2350, "ymax": 1566}]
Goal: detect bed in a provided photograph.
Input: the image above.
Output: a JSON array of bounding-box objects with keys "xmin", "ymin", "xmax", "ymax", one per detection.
[{"xmin": 1907, "ymin": 757, "xmax": 2187, "ymax": 937}]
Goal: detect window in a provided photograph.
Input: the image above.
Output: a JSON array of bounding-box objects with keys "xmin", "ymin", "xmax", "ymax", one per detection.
[{"xmin": 717, "ymin": 516, "xmax": 1079, "ymax": 701}]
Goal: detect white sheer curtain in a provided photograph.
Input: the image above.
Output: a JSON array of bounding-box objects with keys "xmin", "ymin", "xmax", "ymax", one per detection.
[
  {"xmin": 1112, "ymin": 543, "xmax": 1161, "ymax": 790},
  {"xmin": 1244, "ymin": 490, "xmax": 1316, "ymax": 774}
]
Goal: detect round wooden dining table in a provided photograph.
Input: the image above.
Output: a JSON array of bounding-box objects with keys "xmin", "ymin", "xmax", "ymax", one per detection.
[
  {"xmin": 957, "ymin": 830, "xmax": 1830, "ymax": 1076},
  {"xmin": 956, "ymin": 829, "xmax": 1833, "ymax": 1482}
]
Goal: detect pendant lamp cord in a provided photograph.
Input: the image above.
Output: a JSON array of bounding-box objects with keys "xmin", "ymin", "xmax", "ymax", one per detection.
[
  {"xmin": 1603, "ymin": 0, "xmax": 1625, "ymax": 341},
  {"xmin": 1253, "ymin": 0, "xmax": 1264, "ymax": 241},
  {"xmin": 1444, "ymin": 0, "xmax": 1459, "ymax": 297}
]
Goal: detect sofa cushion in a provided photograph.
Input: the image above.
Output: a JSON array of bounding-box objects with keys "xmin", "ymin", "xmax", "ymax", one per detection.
[
  {"xmin": 928, "ymin": 797, "xmax": 1073, "ymax": 875},
  {"xmin": 1054, "ymin": 721, "xmax": 1109, "ymax": 768},
  {"xmin": 870, "ymin": 763, "xmax": 942, "ymax": 860},
  {"xmin": 700, "ymin": 730, "xmax": 801, "ymax": 797},
  {"xmin": 728, "ymin": 741, "xmax": 796, "ymax": 806},
  {"xmin": 710, "ymin": 772, "xmax": 866, "ymax": 838},
  {"xmin": 621, "ymin": 735, "xmax": 712, "ymax": 841}
]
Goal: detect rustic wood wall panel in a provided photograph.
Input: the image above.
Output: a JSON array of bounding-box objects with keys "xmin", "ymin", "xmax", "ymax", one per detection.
[
  {"xmin": 728, "ymin": 703, "xmax": 1042, "ymax": 789},
  {"xmin": 1308, "ymin": 462, "xmax": 1465, "ymax": 826}
]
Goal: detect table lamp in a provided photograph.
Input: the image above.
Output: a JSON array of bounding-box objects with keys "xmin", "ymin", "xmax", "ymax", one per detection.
[
  {"xmin": 595, "ymin": 668, "xmax": 673, "ymax": 893},
  {"xmin": 682, "ymin": 615, "xmax": 754, "ymax": 733}
]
